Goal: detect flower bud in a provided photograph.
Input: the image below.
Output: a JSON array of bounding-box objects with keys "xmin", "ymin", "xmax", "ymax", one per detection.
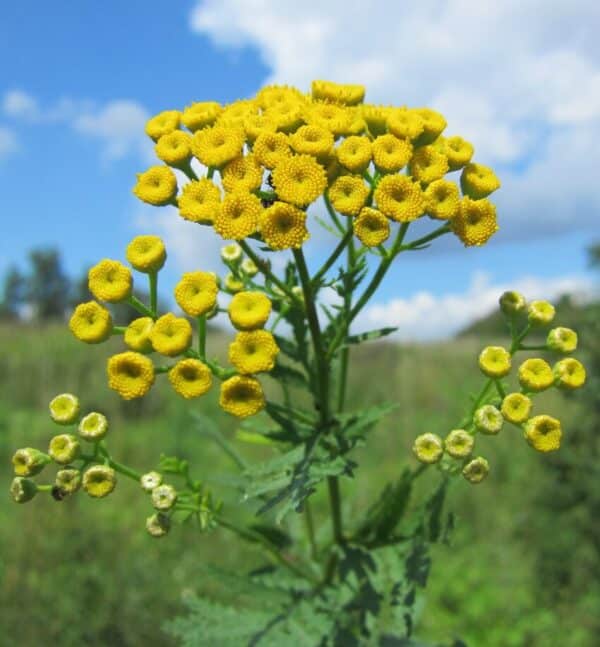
[
  {"xmin": 151, "ymin": 484, "xmax": 178, "ymax": 510},
  {"xmin": 48, "ymin": 434, "xmax": 81, "ymax": 465},
  {"xmin": 49, "ymin": 393, "xmax": 80, "ymax": 425},
  {"xmin": 444, "ymin": 429, "xmax": 474, "ymax": 458},
  {"xmin": 220, "ymin": 243, "xmax": 243, "ymax": 264},
  {"xmin": 478, "ymin": 346, "xmax": 511, "ymax": 378},
  {"xmin": 55, "ymin": 468, "xmax": 82, "ymax": 495},
  {"xmin": 462, "ymin": 457, "xmax": 490, "ymax": 484},
  {"xmin": 146, "ymin": 512, "xmax": 171, "ymax": 538},
  {"xmin": 140, "ymin": 471, "xmax": 162, "ymax": 493},
  {"xmin": 524, "ymin": 415, "xmax": 562, "ymax": 452},
  {"xmin": 499, "ymin": 290, "xmax": 526, "ymax": 316},
  {"xmin": 291, "ymin": 286, "xmax": 304, "ymax": 301},
  {"xmin": 518, "ymin": 358, "xmax": 554, "ymax": 392},
  {"xmin": 224, "ymin": 273, "xmax": 244, "ymax": 293},
  {"xmin": 500, "ymin": 392, "xmax": 532, "ymax": 424},
  {"xmin": 412, "ymin": 433, "xmax": 444, "ymax": 464},
  {"xmin": 546, "ymin": 327, "xmax": 578, "ymax": 353},
  {"xmin": 83, "ymin": 465, "xmax": 116, "ymax": 498},
  {"xmin": 553, "ymin": 358, "xmax": 586, "ymax": 390},
  {"xmin": 12, "ymin": 447, "xmax": 51, "ymax": 476},
  {"xmin": 10, "ymin": 477, "xmax": 38, "ymax": 503},
  {"xmin": 240, "ymin": 258, "xmax": 258, "ymax": 277},
  {"xmin": 78, "ymin": 412, "xmax": 109, "ymax": 441},
  {"xmin": 474, "ymin": 405, "xmax": 503, "ymax": 434},
  {"xmin": 527, "ymin": 300, "xmax": 555, "ymax": 325}
]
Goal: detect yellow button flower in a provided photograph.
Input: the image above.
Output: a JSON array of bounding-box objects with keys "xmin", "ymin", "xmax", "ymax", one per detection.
[
  {"xmin": 219, "ymin": 375, "xmax": 266, "ymax": 418},
  {"xmin": 328, "ymin": 176, "xmax": 370, "ymax": 217},
  {"xmin": 499, "ymin": 290, "xmax": 526, "ymax": 315},
  {"xmin": 460, "ymin": 163, "xmax": 501, "ymax": 199},
  {"xmin": 253, "ymin": 131, "xmax": 292, "ymax": 169},
  {"xmin": 218, "ymin": 99, "xmax": 259, "ymax": 130},
  {"xmin": 311, "ymin": 80, "xmax": 365, "ymax": 106},
  {"xmin": 451, "ymin": 197, "xmax": 499, "ymax": 247},
  {"xmin": 133, "ymin": 165, "xmax": 178, "ymax": 206},
  {"xmin": 501, "ymin": 393, "xmax": 532, "ymax": 424},
  {"xmin": 145, "ymin": 110, "xmax": 180, "ymax": 141},
  {"xmin": 181, "ymin": 101, "xmax": 222, "ymax": 132},
  {"xmin": 271, "ymin": 154, "xmax": 327, "ymax": 207},
  {"xmin": 387, "ymin": 108, "xmax": 424, "ymax": 141},
  {"xmin": 69, "ymin": 301, "xmax": 113, "ymax": 343},
  {"xmin": 528, "ymin": 300, "xmax": 555, "ymax": 326},
  {"xmin": 150, "ymin": 313, "xmax": 192, "ymax": 357},
  {"xmin": 174, "ymin": 271, "xmax": 218, "ymax": 317},
  {"xmin": 553, "ymin": 358, "xmax": 586, "ymax": 390},
  {"xmin": 374, "ymin": 175, "xmax": 425, "ymax": 222},
  {"xmin": 221, "ymin": 243, "xmax": 243, "ymax": 264},
  {"xmin": 168, "ymin": 358, "xmax": 212, "ymax": 399},
  {"xmin": 353, "ymin": 207, "xmax": 390, "ymax": 247},
  {"xmin": 124, "ymin": 317, "xmax": 154, "ymax": 353},
  {"xmin": 547, "ymin": 327, "xmax": 578, "ymax": 353},
  {"xmin": 49, "ymin": 434, "xmax": 80, "ymax": 465},
  {"xmin": 518, "ymin": 358, "xmax": 554, "ymax": 392},
  {"xmin": 126, "ymin": 235, "xmax": 166, "ymax": 273},
  {"xmin": 372, "ymin": 134, "xmax": 412, "ymax": 173},
  {"xmin": 443, "ymin": 136, "xmax": 474, "ymax": 170},
  {"xmin": 78, "ymin": 412, "xmax": 109, "ymax": 441},
  {"xmin": 524, "ymin": 415, "xmax": 562, "ymax": 452},
  {"xmin": 478, "ymin": 345, "xmax": 511, "ymax": 378},
  {"xmin": 361, "ymin": 104, "xmax": 392, "ymax": 137},
  {"xmin": 462, "ymin": 456, "xmax": 489, "ymax": 484},
  {"xmin": 228, "ymin": 291, "xmax": 272, "ymax": 330},
  {"xmin": 177, "ymin": 178, "xmax": 221, "ymax": 224},
  {"xmin": 424, "ymin": 179, "xmax": 460, "ymax": 220},
  {"xmin": 12, "ymin": 448, "xmax": 50, "ymax": 477},
  {"xmin": 214, "ymin": 192, "xmax": 262, "ymax": 241},
  {"xmin": 414, "ymin": 108, "xmax": 447, "ymax": 144},
  {"xmin": 444, "ymin": 429, "xmax": 474, "ymax": 459},
  {"xmin": 256, "ymin": 84, "xmax": 306, "ymax": 109},
  {"xmin": 83, "ymin": 465, "xmax": 116, "ymax": 498},
  {"xmin": 221, "ymin": 155, "xmax": 263, "ymax": 193},
  {"xmin": 474, "ymin": 405, "xmax": 503, "ymax": 434},
  {"xmin": 260, "ymin": 201, "xmax": 310, "ymax": 250},
  {"xmin": 289, "ymin": 124, "xmax": 334, "ymax": 161},
  {"xmin": 335, "ymin": 135, "xmax": 372, "ymax": 174},
  {"xmin": 88, "ymin": 259, "xmax": 133, "ymax": 303},
  {"xmin": 224, "ymin": 273, "xmax": 244, "ymax": 293},
  {"xmin": 192, "ymin": 124, "xmax": 245, "ymax": 168},
  {"xmin": 49, "ymin": 393, "xmax": 80, "ymax": 425},
  {"xmin": 243, "ymin": 113, "xmax": 278, "ymax": 144},
  {"xmin": 107, "ymin": 351, "xmax": 155, "ymax": 399},
  {"xmin": 228, "ymin": 330, "xmax": 280, "ymax": 375},
  {"xmin": 146, "ymin": 512, "xmax": 170, "ymax": 538},
  {"xmin": 155, "ymin": 130, "xmax": 193, "ymax": 167},
  {"xmin": 412, "ymin": 433, "xmax": 444, "ymax": 464},
  {"xmin": 409, "ymin": 145, "xmax": 449, "ymax": 184}
]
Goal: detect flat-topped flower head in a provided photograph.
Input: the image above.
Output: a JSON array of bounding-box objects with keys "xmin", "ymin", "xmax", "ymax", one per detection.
[
  {"xmin": 88, "ymin": 259, "xmax": 133, "ymax": 303},
  {"xmin": 424, "ymin": 179, "xmax": 460, "ymax": 220},
  {"xmin": 260, "ymin": 201, "xmax": 309, "ymax": 250},
  {"xmin": 444, "ymin": 429, "xmax": 474, "ymax": 459},
  {"xmin": 12, "ymin": 448, "xmax": 50, "ymax": 477},
  {"xmin": 221, "ymin": 155, "xmax": 263, "ymax": 193},
  {"xmin": 83, "ymin": 465, "xmax": 116, "ymax": 498},
  {"xmin": 224, "ymin": 273, "xmax": 244, "ymax": 293},
  {"xmin": 499, "ymin": 290, "xmax": 526, "ymax": 315},
  {"xmin": 214, "ymin": 191, "xmax": 262, "ymax": 240},
  {"xmin": 107, "ymin": 352, "xmax": 155, "ymax": 399},
  {"xmin": 181, "ymin": 101, "xmax": 222, "ymax": 131},
  {"xmin": 49, "ymin": 393, "xmax": 80, "ymax": 425},
  {"xmin": 462, "ymin": 456, "xmax": 489, "ymax": 484},
  {"xmin": 413, "ymin": 108, "xmax": 447, "ymax": 144},
  {"xmin": 289, "ymin": 124, "xmax": 334, "ymax": 161},
  {"xmin": 145, "ymin": 110, "xmax": 180, "ymax": 140},
  {"xmin": 49, "ymin": 434, "xmax": 80, "ymax": 465},
  {"xmin": 372, "ymin": 134, "xmax": 412, "ymax": 173},
  {"xmin": 474, "ymin": 405, "xmax": 503, "ymax": 434},
  {"xmin": 311, "ymin": 80, "xmax": 365, "ymax": 106},
  {"xmin": 126, "ymin": 235, "xmax": 166, "ymax": 273},
  {"xmin": 501, "ymin": 392, "xmax": 533, "ymax": 424},
  {"xmin": 140, "ymin": 471, "xmax": 162, "ymax": 492},
  {"xmin": 524, "ymin": 415, "xmax": 562, "ymax": 452},
  {"xmin": 554, "ymin": 358, "xmax": 586, "ymax": 390},
  {"xmin": 228, "ymin": 330, "xmax": 280, "ymax": 375},
  {"xmin": 177, "ymin": 178, "xmax": 221, "ymax": 225},
  {"xmin": 253, "ymin": 131, "xmax": 292, "ymax": 169},
  {"xmin": 374, "ymin": 175, "xmax": 425, "ymax": 222},
  {"xmin": 519, "ymin": 358, "xmax": 554, "ymax": 392},
  {"xmin": 174, "ymin": 271, "xmax": 218, "ymax": 317},
  {"xmin": 150, "ymin": 313, "xmax": 192, "ymax": 357},
  {"xmin": 10, "ymin": 477, "xmax": 38, "ymax": 504},
  {"xmin": 478, "ymin": 346, "xmax": 511, "ymax": 378},
  {"xmin": 328, "ymin": 176, "xmax": 370, "ymax": 217},
  {"xmin": 220, "ymin": 375, "xmax": 265, "ymax": 418},
  {"xmin": 387, "ymin": 108, "xmax": 424, "ymax": 141},
  {"xmin": 412, "ymin": 433, "xmax": 444, "ymax": 464},
  {"xmin": 124, "ymin": 317, "xmax": 154, "ymax": 353},
  {"xmin": 69, "ymin": 301, "xmax": 113, "ymax": 343},
  {"xmin": 353, "ymin": 207, "xmax": 390, "ymax": 247},
  {"xmin": 192, "ymin": 124, "xmax": 245, "ymax": 168},
  {"xmin": 133, "ymin": 166, "xmax": 178, "ymax": 206},
  {"xmin": 452, "ymin": 197, "xmax": 498, "ymax": 246},
  {"xmin": 151, "ymin": 484, "xmax": 178, "ymax": 511},
  {"xmin": 228, "ymin": 291, "xmax": 272, "ymax": 330},
  {"xmin": 547, "ymin": 327, "xmax": 578, "ymax": 353},
  {"xmin": 155, "ymin": 131, "xmax": 193, "ymax": 167},
  {"xmin": 460, "ymin": 163, "xmax": 501, "ymax": 199},
  {"xmin": 409, "ymin": 145, "xmax": 449, "ymax": 184},
  {"xmin": 146, "ymin": 512, "xmax": 171, "ymax": 538},
  {"xmin": 528, "ymin": 300, "xmax": 555, "ymax": 326},
  {"xmin": 221, "ymin": 243, "xmax": 242, "ymax": 264},
  {"xmin": 443, "ymin": 136, "xmax": 474, "ymax": 170},
  {"xmin": 169, "ymin": 359, "xmax": 212, "ymax": 399},
  {"xmin": 78, "ymin": 412, "xmax": 109, "ymax": 441},
  {"xmin": 55, "ymin": 468, "xmax": 82, "ymax": 495},
  {"xmin": 335, "ymin": 136, "xmax": 372, "ymax": 174},
  {"xmin": 272, "ymin": 155, "xmax": 327, "ymax": 207}
]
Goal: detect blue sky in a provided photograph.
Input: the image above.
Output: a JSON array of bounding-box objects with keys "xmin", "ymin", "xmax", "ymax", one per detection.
[{"xmin": 1, "ymin": 1, "xmax": 598, "ymax": 337}]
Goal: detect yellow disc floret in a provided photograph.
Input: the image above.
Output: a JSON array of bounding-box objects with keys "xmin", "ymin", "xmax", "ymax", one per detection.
[
  {"xmin": 154, "ymin": 131, "xmax": 193, "ymax": 167},
  {"xmin": 168, "ymin": 358, "xmax": 212, "ymax": 398},
  {"xmin": 451, "ymin": 197, "xmax": 498, "ymax": 246},
  {"xmin": 253, "ymin": 131, "xmax": 292, "ymax": 169},
  {"xmin": 335, "ymin": 136, "xmax": 372, "ymax": 173},
  {"xmin": 69, "ymin": 301, "xmax": 113, "ymax": 343},
  {"xmin": 145, "ymin": 110, "xmax": 180, "ymax": 141},
  {"xmin": 372, "ymin": 134, "xmax": 412, "ymax": 173},
  {"xmin": 107, "ymin": 352, "xmax": 155, "ymax": 400},
  {"xmin": 228, "ymin": 330, "xmax": 280, "ymax": 374},
  {"xmin": 501, "ymin": 392, "xmax": 532, "ymax": 424},
  {"xmin": 353, "ymin": 207, "xmax": 390, "ymax": 247},
  {"xmin": 133, "ymin": 166, "xmax": 178, "ymax": 206},
  {"xmin": 289, "ymin": 124, "xmax": 334, "ymax": 160},
  {"xmin": 260, "ymin": 201, "xmax": 310, "ymax": 250},
  {"xmin": 88, "ymin": 259, "xmax": 133, "ymax": 303},
  {"xmin": 444, "ymin": 429, "xmax": 474, "ymax": 459},
  {"xmin": 126, "ymin": 235, "xmax": 167, "ymax": 273},
  {"xmin": 213, "ymin": 191, "xmax": 263, "ymax": 240},
  {"xmin": 174, "ymin": 271, "xmax": 219, "ymax": 317},
  {"xmin": 518, "ymin": 358, "xmax": 554, "ymax": 392},
  {"xmin": 424, "ymin": 179, "xmax": 460, "ymax": 220},
  {"xmin": 219, "ymin": 375, "xmax": 265, "ymax": 418},
  {"xmin": 124, "ymin": 317, "xmax": 154, "ymax": 353},
  {"xmin": 192, "ymin": 124, "xmax": 244, "ymax": 168},
  {"xmin": 49, "ymin": 393, "xmax": 80, "ymax": 425},
  {"xmin": 228, "ymin": 291, "xmax": 272, "ymax": 330},
  {"xmin": 553, "ymin": 358, "xmax": 586, "ymax": 390},
  {"xmin": 547, "ymin": 327, "xmax": 578, "ymax": 353},
  {"xmin": 181, "ymin": 101, "xmax": 222, "ymax": 131},
  {"xmin": 374, "ymin": 175, "xmax": 425, "ymax": 222},
  {"xmin": 177, "ymin": 178, "xmax": 221, "ymax": 224},
  {"xmin": 460, "ymin": 163, "xmax": 501, "ymax": 199},
  {"xmin": 221, "ymin": 155, "xmax": 263, "ymax": 193},
  {"xmin": 524, "ymin": 415, "xmax": 562, "ymax": 452},
  {"xmin": 478, "ymin": 345, "xmax": 511, "ymax": 378},
  {"xmin": 311, "ymin": 80, "xmax": 365, "ymax": 106},
  {"xmin": 443, "ymin": 136, "xmax": 474, "ymax": 170},
  {"xmin": 409, "ymin": 145, "xmax": 449, "ymax": 184},
  {"xmin": 328, "ymin": 175, "xmax": 370, "ymax": 217},
  {"xmin": 412, "ymin": 433, "xmax": 444, "ymax": 464},
  {"xmin": 271, "ymin": 155, "xmax": 327, "ymax": 207},
  {"xmin": 150, "ymin": 313, "xmax": 193, "ymax": 357}
]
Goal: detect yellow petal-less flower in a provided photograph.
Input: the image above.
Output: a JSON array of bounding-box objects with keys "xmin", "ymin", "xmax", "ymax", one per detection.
[
  {"xmin": 501, "ymin": 392, "xmax": 532, "ymax": 424},
  {"xmin": 220, "ymin": 375, "xmax": 265, "ymax": 418},
  {"xmin": 49, "ymin": 393, "xmax": 80, "ymax": 425},
  {"xmin": 174, "ymin": 271, "xmax": 218, "ymax": 317},
  {"xmin": 256, "ymin": 85, "xmax": 307, "ymax": 110},
  {"xmin": 221, "ymin": 155, "xmax": 263, "ymax": 193},
  {"xmin": 409, "ymin": 145, "xmax": 449, "ymax": 184},
  {"xmin": 88, "ymin": 260, "xmax": 133, "ymax": 303},
  {"xmin": 265, "ymin": 99, "xmax": 304, "ymax": 133},
  {"xmin": 243, "ymin": 113, "xmax": 278, "ymax": 144},
  {"xmin": 311, "ymin": 80, "xmax": 365, "ymax": 106},
  {"xmin": 444, "ymin": 429, "xmax": 474, "ymax": 458},
  {"xmin": 224, "ymin": 273, "xmax": 244, "ymax": 293},
  {"xmin": 412, "ymin": 433, "xmax": 444, "ymax": 464},
  {"xmin": 353, "ymin": 208, "xmax": 390, "ymax": 247},
  {"xmin": 518, "ymin": 358, "xmax": 554, "ymax": 392},
  {"xmin": 424, "ymin": 179, "xmax": 461, "ymax": 220},
  {"xmin": 228, "ymin": 291, "xmax": 272, "ymax": 330},
  {"xmin": 133, "ymin": 166, "xmax": 178, "ymax": 206},
  {"xmin": 49, "ymin": 434, "xmax": 80, "ymax": 465},
  {"xmin": 78, "ymin": 412, "xmax": 109, "ymax": 441},
  {"xmin": 289, "ymin": 124, "xmax": 334, "ymax": 161},
  {"xmin": 253, "ymin": 131, "xmax": 292, "ymax": 169},
  {"xmin": 181, "ymin": 101, "xmax": 222, "ymax": 132},
  {"xmin": 374, "ymin": 175, "xmax": 425, "ymax": 222},
  {"xmin": 69, "ymin": 301, "xmax": 113, "ymax": 343},
  {"xmin": 126, "ymin": 235, "xmax": 166, "ymax": 273},
  {"xmin": 124, "ymin": 317, "xmax": 154, "ymax": 353},
  {"xmin": 443, "ymin": 136, "xmax": 474, "ymax": 170},
  {"xmin": 150, "ymin": 313, "xmax": 192, "ymax": 357},
  {"xmin": 372, "ymin": 134, "xmax": 413, "ymax": 173},
  {"xmin": 12, "ymin": 448, "xmax": 50, "ymax": 477},
  {"xmin": 414, "ymin": 108, "xmax": 447, "ymax": 144},
  {"xmin": 547, "ymin": 327, "xmax": 578, "ymax": 353},
  {"xmin": 213, "ymin": 191, "xmax": 263, "ymax": 240},
  {"xmin": 228, "ymin": 330, "xmax": 280, "ymax": 375},
  {"xmin": 451, "ymin": 197, "xmax": 499, "ymax": 246},
  {"xmin": 306, "ymin": 101, "xmax": 354, "ymax": 136},
  {"xmin": 177, "ymin": 178, "xmax": 221, "ymax": 224},
  {"xmin": 361, "ymin": 104, "xmax": 393, "ymax": 137},
  {"xmin": 553, "ymin": 358, "xmax": 586, "ymax": 390},
  {"xmin": 218, "ymin": 99, "xmax": 259, "ymax": 130},
  {"xmin": 154, "ymin": 130, "xmax": 193, "ymax": 167},
  {"xmin": 335, "ymin": 136, "xmax": 372, "ymax": 174},
  {"xmin": 478, "ymin": 346, "xmax": 511, "ymax": 378},
  {"xmin": 169, "ymin": 359, "xmax": 212, "ymax": 399},
  {"xmin": 260, "ymin": 201, "xmax": 309, "ymax": 250},
  {"xmin": 462, "ymin": 456, "xmax": 489, "ymax": 484},
  {"xmin": 460, "ymin": 163, "xmax": 501, "ymax": 199},
  {"xmin": 83, "ymin": 465, "xmax": 116, "ymax": 498},
  {"xmin": 474, "ymin": 405, "xmax": 503, "ymax": 434},
  {"xmin": 107, "ymin": 352, "xmax": 155, "ymax": 400},
  {"xmin": 524, "ymin": 415, "xmax": 562, "ymax": 452},
  {"xmin": 145, "ymin": 110, "xmax": 180, "ymax": 141},
  {"xmin": 328, "ymin": 176, "xmax": 370, "ymax": 217},
  {"xmin": 387, "ymin": 108, "xmax": 425, "ymax": 141},
  {"xmin": 528, "ymin": 300, "xmax": 555, "ymax": 326},
  {"xmin": 192, "ymin": 124, "xmax": 244, "ymax": 168},
  {"xmin": 272, "ymin": 155, "xmax": 327, "ymax": 207},
  {"xmin": 499, "ymin": 290, "xmax": 527, "ymax": 315}
]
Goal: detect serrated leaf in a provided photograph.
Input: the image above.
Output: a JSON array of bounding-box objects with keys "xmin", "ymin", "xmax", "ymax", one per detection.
[{"xmin": 345, "ymin": 327, "xmax": 398, "ymax": 346}]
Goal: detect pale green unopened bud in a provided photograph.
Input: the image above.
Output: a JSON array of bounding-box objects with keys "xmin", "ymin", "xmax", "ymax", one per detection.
[
  {"xmin": 10, "ymin": 477, "xmax": 38, "ymax": 503},
  {"xmin": 241, "ymin": 258, "xmax": 258, "ymax": 277},
  {"xmin": 48, "ymin": 434, "xmax": 80, "ymax": 465},
  {"xmin": 462, "ymin": 456, "xmax": 490, "ymax": 484},
  {"xmin": 55, "ymin": 468, "xmax": 82, "ymax": 495},
  {"xmin": 224, "ymin": 273, "xmax": 244, "ymax": 293},
  {"xmin": 78, "ymin": 412, "xmax": 109, "ymax": 441},
  {"xmin": 474, "ymin": 405, "xmax": 503, "ymax": 434},
  {"xmin": 140, "ymin": 471, "xmax": 162, "ymax": 493},
  {"xmin": 221, "ymin": 243, "xmax": 242, "ymax": 264},
  {"xmin": 499, "ymin": 291, "xmax": 526, "ymax": 315},
  {"xmin": 528, "ymin": 300, "xmax": 555, "ymax": 325},
  {"xmin": 444, "ymin": 429, "xmax": 474, "ymax": 458},
  {"xmin": 49, "ymin": 393, "xmax": 80, "ymax": 425},
  {"xmin": 291, "ymin": 286, "xmax": 304, "ymax": 301},
  {"xmin": 151, "ymin": 484, "xmax": 178, "ymax": 510},
  {"xmin": 12, "ymin": 447, "xmax": 51, "ymax": 476},
  {"xmin": 83, "ymin": 465, "xmax": 116, "ymax": 498},
  {"xmin": 146, "ymin": 512, "xmax": 171, "ymax": 538},
  {"xmin": 271, "ymin": 285, "xmax": 285, "ymax": 299},
  {"xmin": 547, "ymin": 327, "xmax": 578, "ymax": 353}
]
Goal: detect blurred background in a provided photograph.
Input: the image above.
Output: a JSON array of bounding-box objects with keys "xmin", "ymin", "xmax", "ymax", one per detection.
[{"xmin": 1, "ymin": 1, "xmax": 599, "ymax": 645}]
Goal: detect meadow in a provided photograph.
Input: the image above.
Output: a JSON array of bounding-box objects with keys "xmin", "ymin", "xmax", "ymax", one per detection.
[{"xmin": 0, "ymin": 319, "xmax": 596, "ymax": 647}]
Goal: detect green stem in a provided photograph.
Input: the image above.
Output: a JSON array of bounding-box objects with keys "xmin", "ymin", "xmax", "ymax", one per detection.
[
  {"xmin": 107, "ymin": 457, "xmax": 142, "ymax": 481},
  {"xmin": 207, "ymin": 166, "xmax": 215, "ymax": 179},
  {"xmin": 323, "ymin": 193, "xmax": 346, "ymax": 234},
  {"xmin": 518, "ymin": 344, "xmax": 547, "ymax": 351},
  {"xmin": 238, "ymin": 240, "xmax": 299, "ymax": 303},
  {"xmin": 311, "ymin": 226, "xmax": 354, "ymax": 289},
  {"xmin": 400, "ymin": 222, "xmax": 451, "ymax": 251},
  {"xmin": 149, "ymin": 271, "xmax": 158, "ymax": 318},
  {"xmin": 127, "ymin": 295, "xmax": 154, "ymax": 319},
  {"xmin": 197, "ymin": 315, "xmax": 207, "ymax": 359},
  {"xmin": 304, "ymin": 499, "xmax": 318, "ymax": 560},
  {"xmin": 327, "ymin": 476, "xmax": 343, "ymax": 545},
  {"xmin": 111, "ymin": 326, "xmax": 127, "ymax": 335}
]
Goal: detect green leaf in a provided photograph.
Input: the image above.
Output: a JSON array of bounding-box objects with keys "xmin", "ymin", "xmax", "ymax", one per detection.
[
  {"xmin": 338, "ymin": 402, "xmax": 398, "ymax": 444},
  {"xmin": 345, "ymin": 327, "xmax": 398, "ymax": 346},
  {"xmin": 158, "ymin": 453, "xmax": 188, "ymax": 475},
  {"xmin": 269, "ymin": 362, "xmax": 308, "ymax": 387}
]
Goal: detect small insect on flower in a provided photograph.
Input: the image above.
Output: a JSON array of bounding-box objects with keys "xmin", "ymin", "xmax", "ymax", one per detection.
[
  {"xmin": 474, "ymin": 405, "xmax": 503, "ymax": 435},
  {"xmin": 69, "ymin": 301, "xmax": 113, "ymax": 344},
  {"xmin": 151, "ymin": 484, "xmax": 178, "ymax": 511},
  {"xmin": 271, "ymin": 155, "xmax": 328, "ymax": 207},
  {"xmin": 501, "ymin": 393, "xmax": 532, "ymax": 424},
  {"xmin": 83, "ymin": 465, "xmax": 116, "ymax": 498},
  {"xmin": 374, "ymin": 175, "xmax": 425, "ymax": 223},
  {"xmin": 518, "ymin": 358, "xmax": 554, "ymax": 392},
  {"xmin": 219, "ymin": 375, "xmax": 266, "ymax": 418},
  {"xmin": 524, "ymin": 415, "xmax": 562, "ymax": 452},
  {"xmin": 177, "ymin": 178, "xmax": 221, "ymax": 225},
  {"xmin": 412, "ymin": 433, "xmax": 444, "ymax": 464},
  {"xmin": 88, "ymin": 259, "xmax": 133, "ymax": 303},
  {"xmin": 499, "ymin": 290, "xmax": 526, "ymax": 316},
  {"xmin": 228, "ymin": 330, "xmax": 280, "ymax": 375},
  {"xmin": 55, "ymin": 468, "xmax": 82, "ymax": 496},
  {"xmin": 126, "ymin": 235, "xmax": 167, "ymax": 273},
  {"xmin": 107, "ymin": 352, "xmax": 155, "ymax": 400},
  {"xmin": 462, "ymin": 457, "xmax": 490, "ymax": 484},
  {"xmin": 49, "ymin": 434, "xmax": 81, "ymax": 465},
  {"xmin": 145, "ymin": 110, "xmax": 181, "ymax": 141},
  {"xmin": 527, "ymin": 300, "xmax": 555, "ymax": 326},
  {"xmin": 478, "ymin": 346, "xmax": 512, "ymax": 378},
  {"xmin": 78, "ymin": 412, "xmax": 109, "ymax": 441},
  {"xmin": 49, "ymin": 393, "xmax": 80, "ymax": 425},
  {"xmin": 174, "ymin": 271, "xmax": 219, "ymax": 317},
  {"xmin": 10, "ymin": 477, "xmax": 38, "ymax": 504},
  {"xmin": 444, "ymin": 429, "xmax": 474, "ymax": 459},
  {"xmin": 327, "ymin": 176, "xmax": 370, "ymax": 217},
  {"xmin": 124, "ymin": 317, "xmax": 154, "ymax": 353},
  {"xmin": 12, "ymin": 448, "xmax": 50, "ymax": 477},
  {"xmin": 150, "ymin": 313, "xmax": 193, "ymax": 357},
  {"xmin": 213, "ymin": 191, "xmax": 263, "ymax": 240},
  {"xmin": 409, "ymin": 145, "xmax": 449, "ymax": 184},
  {"xmin": 168, "ymin": 359, "xmax": 212, "ymax": 399},
  {"xmin": 140, "ymin": 471, "xmax": 163, "ymax": 493},
  {"xmin": 353, "ymin": 208, "xmax": 390, "ymax": 247},
  {"xmin": 424, "ymin": 179, "xmax": 460, "ymax": 220},
  {"xmin": 260, "ymin": 201, "xmax": 310, "ymax": 250},
  {"xmin": 146, "ymin": 512, "xmax": 171, "ymax": 538},
  {"xmin": 547, "ymin": 327, "xmax": 578, "ymax": 353},
  {"xmin": 133, "ymin": 166, "xmax": 178, "ymax": 206},
  {"xmin": 553, "ymin": 358, "xmax": 586, "ymax": 390},
  {"xmin": 460, "ymin": 163, "xmax": 501, "ymax": 199},
  {"xmin": 372, "ymin": 134, "xmax": 413, "ymax": 173},
  {"xmin": 228, "ymin": 291, "xmax": 272, "ymax": 330},
  {"xmin": 335, "ymin": 136, "xmax": 372, "ymax": 174}
]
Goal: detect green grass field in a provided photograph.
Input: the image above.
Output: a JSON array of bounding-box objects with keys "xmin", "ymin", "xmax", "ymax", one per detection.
[{"xmin": 0, "ymin": 322, "xmax": 595, "ymax": 646}]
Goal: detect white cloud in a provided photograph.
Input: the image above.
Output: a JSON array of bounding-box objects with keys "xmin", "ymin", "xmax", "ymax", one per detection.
[
  {"xmin": 0, "ymin": 126, "xmax": 18, "ymax": 160},
  {"xmin": 3, "ymin": 90, "xmax": 40, "ymax": 120}
]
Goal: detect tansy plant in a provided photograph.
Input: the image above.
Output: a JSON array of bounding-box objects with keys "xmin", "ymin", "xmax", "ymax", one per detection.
[{"xmin": 9, "ymin": 80, "xmax": 587, "ymax": 645}]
